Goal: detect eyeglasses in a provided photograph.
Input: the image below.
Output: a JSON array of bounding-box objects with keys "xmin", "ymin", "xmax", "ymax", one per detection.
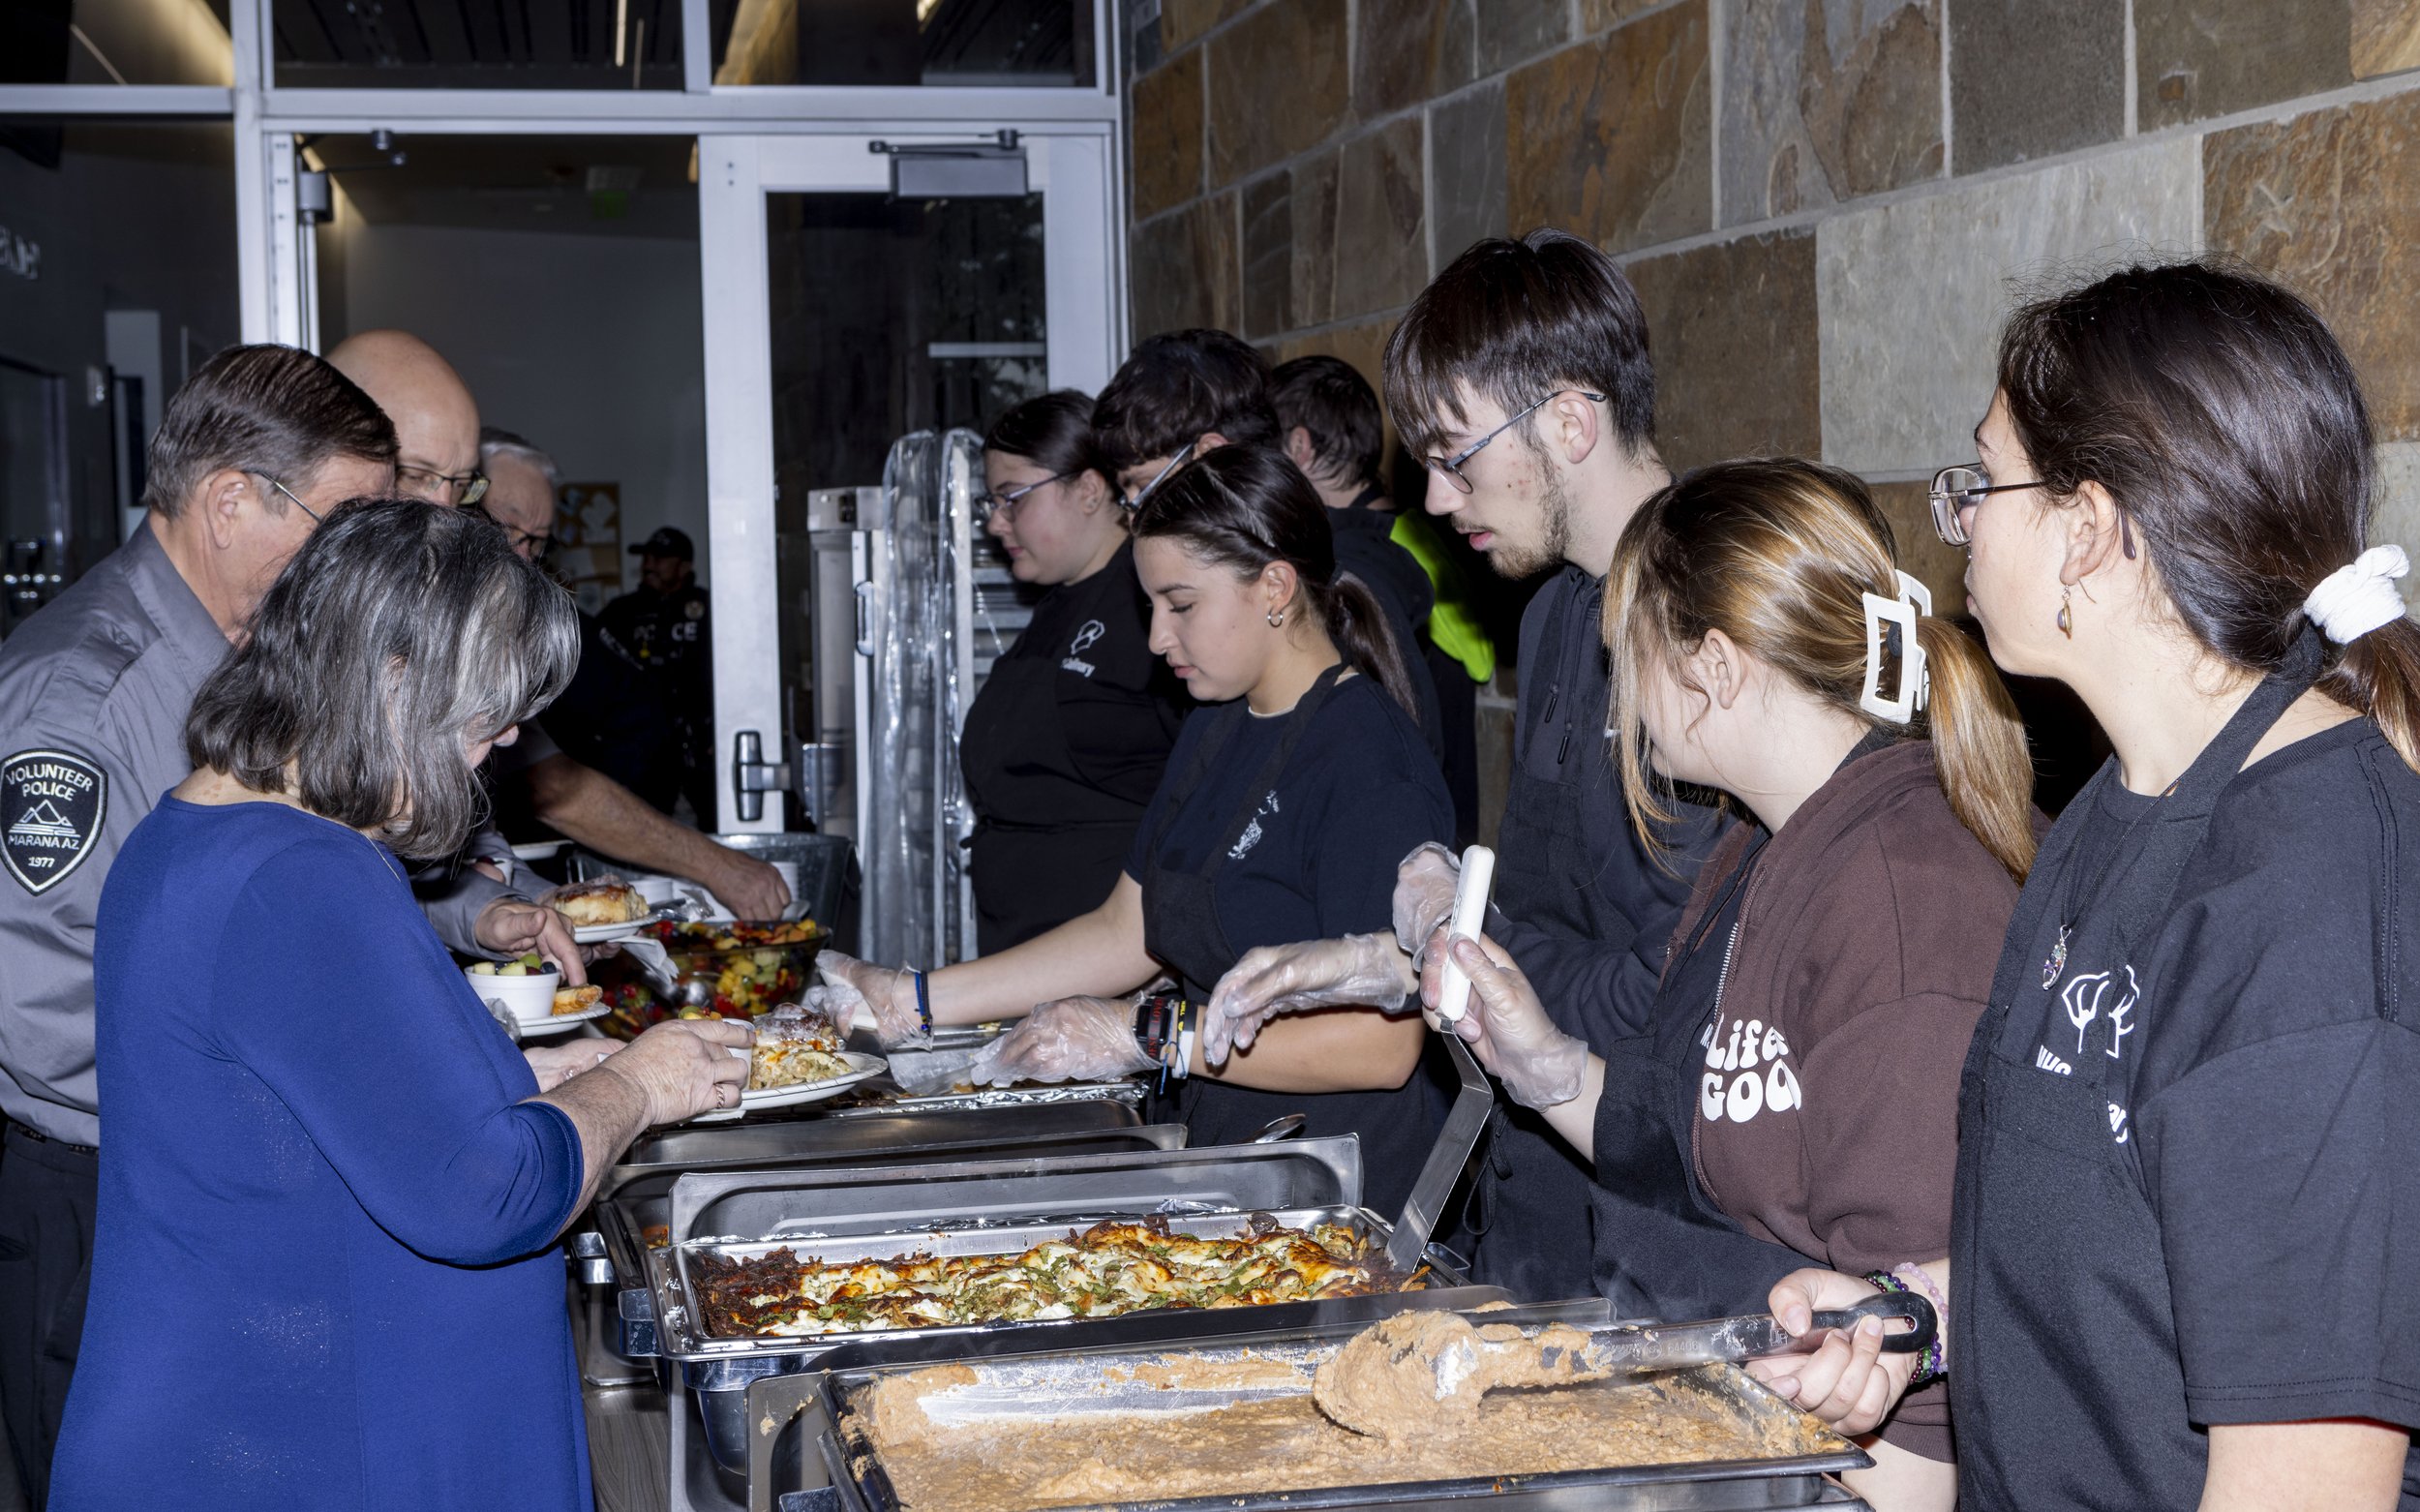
[
  {"xmin": 1421, "ymin": 390, "xmax": 1608, "ymax": 495},
  {"xmin": 1926, "ymin": 465, "xmax": 2042, "ymax": 546},
  {"xmin": 1117, "ymin": 439, "xmax": 1198, "ymax": 513},
  {"xmin": 397, "ymin": 463, "xmax": 490, "ymax": 506},
  {"xmin": 975, "ymin": 471, "xmax": 1076, "ymax": 525},
  {"xmin": 471, "ymin": 501, "xmax": 554, "ymax": 558},
  {"xmin": 255, "ymin": 472, "xmax": 320, "ymax": 524}
]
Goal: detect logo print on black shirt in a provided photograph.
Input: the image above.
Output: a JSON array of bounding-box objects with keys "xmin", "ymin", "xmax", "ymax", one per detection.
[
  {"xmin": 2060, "ymin": 966, "xmax": 2139, "ymax": 1059},
  {"xmin": 2, "ymin": 749, "xmax": 107, "ymax": 895},
  {"xmin": 1069, "ymin": 619, "xmax": 1105, "ymax": 655}
]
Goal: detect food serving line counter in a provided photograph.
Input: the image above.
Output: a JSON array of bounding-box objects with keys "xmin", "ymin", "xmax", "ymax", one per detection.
[{"xmin": 572, "ymin": 1030, "xmax": 1878, "ymax": 1512}]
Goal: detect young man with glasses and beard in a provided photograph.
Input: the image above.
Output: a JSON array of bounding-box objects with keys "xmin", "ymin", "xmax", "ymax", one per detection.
[{"xmin": 1202, "ymin": 229, "xmax": 1727, "ymax": 1303}]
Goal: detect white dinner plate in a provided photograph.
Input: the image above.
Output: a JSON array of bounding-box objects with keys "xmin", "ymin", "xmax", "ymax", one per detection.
[
  {"xmin": 688, "ymin": 1049, "xmax": 888, "ymax": 1123},
  {"xmin": 570, "ymin": 919, "xmax": 650, "ymax": 944},
  {"xmin": 506, "ymin": 1000, "xmax": 614, "ymax": 1037}
]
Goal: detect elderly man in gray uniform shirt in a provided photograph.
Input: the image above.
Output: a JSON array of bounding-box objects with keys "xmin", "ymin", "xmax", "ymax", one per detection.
[{"xmin": 0, "ymin": 345, "xmax": 586, "ymax": 1509}]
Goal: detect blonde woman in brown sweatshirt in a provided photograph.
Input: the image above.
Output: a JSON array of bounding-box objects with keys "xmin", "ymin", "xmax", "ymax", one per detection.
[{"xmin": 1438, "ymin": 457, "xmax": 2035, "ymax": 1512}]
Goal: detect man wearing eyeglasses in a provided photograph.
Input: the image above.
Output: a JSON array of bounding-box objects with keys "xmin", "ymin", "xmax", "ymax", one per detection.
[
  {"xmin": 328, "ymin": 332, "xmax": 790, "ymax": 923},
  {"xmin": 1387, "ymin": 229, "xmax": 1729, "ymax": 1301},
  {"xmin": 1091, "ymin": 329, "xmax": 1444, "ymax": 762}
]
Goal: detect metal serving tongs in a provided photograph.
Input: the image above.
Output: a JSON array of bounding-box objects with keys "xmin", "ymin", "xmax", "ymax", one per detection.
[{"xmin": 1313, "ymin": 1291, "xmax": 1937, "ymax": 1437}]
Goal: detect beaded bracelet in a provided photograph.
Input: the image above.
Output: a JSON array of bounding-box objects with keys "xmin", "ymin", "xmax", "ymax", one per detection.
[{"xmin": 1863, "ymin": 1269, "xmax": 1948, "ymax": 1390}]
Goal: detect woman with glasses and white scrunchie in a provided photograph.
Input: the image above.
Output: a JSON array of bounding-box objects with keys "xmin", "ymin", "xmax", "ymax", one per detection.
[{"xmin": 1755, "ymin": 261, "xmax": 2420, "ymax": 1512}]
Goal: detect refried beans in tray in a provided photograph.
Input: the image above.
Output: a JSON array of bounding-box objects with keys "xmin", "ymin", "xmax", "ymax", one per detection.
[{"xmin": 850, "ymin": 1355, "xmax": 1847, "ymax": 1511}]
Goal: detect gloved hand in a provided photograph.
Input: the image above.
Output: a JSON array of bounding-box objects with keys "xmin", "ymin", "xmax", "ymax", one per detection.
[
  {"xmin": 1201, "ymin": 932, "xmax": 1416, "ymax": 1065},
  {"xmin": 1431, "ymin": 932, "xmax": 1589, "ymax": 1109},
  {"xmin": 809, "ymin": 952, "xmax": 923, "ymax": 1046},
  {"xmin": 965, "ymin": 995, "xmax": 1157, "ymax": 1087},
  {"xmin": 1392, "ymin": 842, "xmax": 1463, "ymax": 971}
]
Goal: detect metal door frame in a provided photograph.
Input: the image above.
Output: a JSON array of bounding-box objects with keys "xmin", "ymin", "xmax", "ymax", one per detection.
[
  {"xmin": 700, "ymin": 128, "xmax": 1124, "ymax": 830},
  {"xmin": 0, "ymin": 0, "xmax": 1132, "ymax": 832}
]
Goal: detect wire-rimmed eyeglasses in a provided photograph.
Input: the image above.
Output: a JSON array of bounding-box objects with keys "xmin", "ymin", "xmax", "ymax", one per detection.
[
  {"xmin": 255, "ymin": 471, "xmax": 321, "ymax": 523},
  {"xmin": 1926, "ymin": 464, "xmax": 2042, "ymax": 546},
  {"xmin": 975, "ymin": 471, "xmax": 1077, "ymax": 526},
  {"xmin": 1421, "ymin": 389, "xmax": 1608, "ymax": 495},
  {"xmin": 1117, "ymin": 439, "xmax": 1198, "ymax": 513},
  {"xmin": 398, "ymin": 462, "xmax": 491, "ymax": 507},
  {"xmin": 471, "ymin": 500, "xmax": 555, "ymax": 558}
]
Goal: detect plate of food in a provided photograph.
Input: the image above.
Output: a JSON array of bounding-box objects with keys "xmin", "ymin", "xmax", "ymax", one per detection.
[
  {"xmin": 467, "ymin": 958, "xmax": 611, "ymax": 1037},
  {"xmin": 516, "ymin": 984, "xmax": 611, "ymax": 1037},
  {"xmin": 690, "ymin": 1006, "xmax": 884, "ymax": 1121},
  {"xmin": 547, "ymin": 879, "xmax": 654, "ymax": 942}
]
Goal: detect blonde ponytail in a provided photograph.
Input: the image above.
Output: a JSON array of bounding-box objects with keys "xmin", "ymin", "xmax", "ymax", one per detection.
[
  {"xmin": 1606, "ymin": 458, "xmax": 2036, "ymax": 878},
  {"xmin": 1914, "ymin": 618, "xmax": 2037, "ymax": 879}
]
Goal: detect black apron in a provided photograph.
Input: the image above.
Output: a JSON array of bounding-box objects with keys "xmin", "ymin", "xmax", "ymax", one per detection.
[
  {"xmin": 1137, "ymin": 667, "xmax": 1438, "ymax": 1214},
  {"xmin": 1949, "ymin": 637, "xmax": 2319, "ymax": 1510},
  {"xmin": 959, "ymin": 560, "xmax": 1163, "ymax": 954}
]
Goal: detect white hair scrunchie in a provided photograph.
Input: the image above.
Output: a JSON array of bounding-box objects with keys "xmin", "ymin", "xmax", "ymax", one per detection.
[{"xmin": 2303, "ymin": 545, "xmax": 2412, "ymax": 644}]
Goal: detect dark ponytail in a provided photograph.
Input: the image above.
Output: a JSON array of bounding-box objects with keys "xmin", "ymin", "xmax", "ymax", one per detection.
[
  {"xmin": 1131, "ymin": 444, "xmax": 1418, "ymax": 718},
  {"xmin": 1999, "ymin": 259, "xmax": 2420, "ymax": 775}
]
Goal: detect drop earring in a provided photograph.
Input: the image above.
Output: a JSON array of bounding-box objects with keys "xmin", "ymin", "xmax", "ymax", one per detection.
[{"xmin": 2056, "ymin": 586, "xmax": 2073, "ymax": 640}]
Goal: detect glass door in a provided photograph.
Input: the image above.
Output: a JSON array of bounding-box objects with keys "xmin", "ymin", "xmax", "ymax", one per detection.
[{"xmin": 698, "ymin": 129, "xmax": 1122, "ymax": 836}]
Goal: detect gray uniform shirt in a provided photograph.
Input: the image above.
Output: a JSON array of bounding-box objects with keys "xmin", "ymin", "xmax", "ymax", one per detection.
[{"xmin": 0, "ymin": 523, "xmax": 514, "ymax": 1145}]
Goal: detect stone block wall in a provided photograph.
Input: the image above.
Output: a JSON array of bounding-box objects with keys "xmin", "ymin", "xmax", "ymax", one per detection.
[{"xmin": 1120, "ymin": 0, "xmax": 2420, "ymax": 831}]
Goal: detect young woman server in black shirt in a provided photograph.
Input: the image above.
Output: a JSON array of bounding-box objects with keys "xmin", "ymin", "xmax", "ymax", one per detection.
[
  {"xmin": 817, "ymin": 445, "xmax": 1452, "ymax": 1213},
  {"xmin": 957, "ymin": 392, "xmax": 1188, "ymax": 953},
  {"xmin": 1753, "ymin": 261, "xmax": 2420, "ymax": 1512}
]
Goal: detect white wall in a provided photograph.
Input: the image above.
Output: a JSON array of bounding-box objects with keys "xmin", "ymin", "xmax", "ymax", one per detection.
[{"xmin": 333, "ymin": 219, "xmax": 709, "ymax": 592}]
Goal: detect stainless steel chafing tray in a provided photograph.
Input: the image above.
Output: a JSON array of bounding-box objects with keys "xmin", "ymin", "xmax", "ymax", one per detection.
[
  {"xmin": 813, "ymin": 1304, "xmax": 1871, "ymax": 1512},
  {"xmin": 627, "ymin": 1037, "xmax": 1498, "ymax": 1485},
  {"xmin": 829, "ymin": 1029, "xmax": 1149, "ymax": 1115},
  {"xmin": 576, "ymin": 1103, "xmax": 1179, "ymax": 1388},
  {"xmin": 622, "ymin": 1138, "xmax": 1496, "ymax": 1479},
  {"xmin": 583, "ymin": 1104, "xmax": 1178, "ymax": 1285}
]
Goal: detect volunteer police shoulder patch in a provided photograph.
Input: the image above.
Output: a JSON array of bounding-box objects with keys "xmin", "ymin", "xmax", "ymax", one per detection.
[{"xmin": 3, "ymin": 750, "xmax": 106, "ymax": 895}]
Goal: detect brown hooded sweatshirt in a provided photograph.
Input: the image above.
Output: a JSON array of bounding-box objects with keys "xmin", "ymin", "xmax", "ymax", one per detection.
[{"xmin": 1669, "ymin": 740, "xmax": 2022, "ymax": 1461}]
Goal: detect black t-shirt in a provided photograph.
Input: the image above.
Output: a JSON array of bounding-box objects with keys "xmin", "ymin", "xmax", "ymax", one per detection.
[
  {"xmin": 1974, "ymin": 720, "xmax": 2420, "ymax": 1506},
  {"xmin": 1123, "ymin": 675, "xmax": 1449, "ymax": 957},
  {"xmin": 965, "ymin": 539, "xmax": 1187, "ymax": 825},
  {"xmin": 1124, "ymin": 675, "xmax": 1454, "ymax": 1214}
]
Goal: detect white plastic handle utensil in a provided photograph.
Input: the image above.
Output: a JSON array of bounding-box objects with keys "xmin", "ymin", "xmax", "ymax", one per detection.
[{"xmin": 1433, "ymin": 844, "xmax": 1497, "ymax": 1024}]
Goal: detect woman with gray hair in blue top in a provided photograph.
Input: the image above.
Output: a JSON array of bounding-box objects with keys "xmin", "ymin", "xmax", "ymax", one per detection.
[{"xmin": 50, "ymin": 498, "xmax": 751, "ymax": 1512}]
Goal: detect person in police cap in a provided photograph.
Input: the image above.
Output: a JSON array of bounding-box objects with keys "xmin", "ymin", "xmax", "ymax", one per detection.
[
  {"xmin": 602, "ymin": 526, "xmax": 714, "ymax": 825},
  {"xmin": 0, "ymin": 345, "xmax": 587, "ymax": 1510}
]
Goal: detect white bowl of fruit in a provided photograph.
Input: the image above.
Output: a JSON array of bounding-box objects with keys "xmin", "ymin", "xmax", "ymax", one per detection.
[{"xmin": 465, "ymin": 954, "xmax": 561, "ymax": 1025}]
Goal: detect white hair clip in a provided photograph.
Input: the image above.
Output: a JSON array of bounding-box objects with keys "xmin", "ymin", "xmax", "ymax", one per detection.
[
  {"xmin": 2304, "ymin": 545, "xmax": 2410, "ymax": 644},
  {"xmin": 1860, "ymin": 571, "xmax": 1933, "ymax": 724}
]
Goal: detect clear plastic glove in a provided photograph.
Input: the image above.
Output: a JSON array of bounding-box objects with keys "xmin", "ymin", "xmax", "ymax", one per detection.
[
  {"xmin": 1201, "ymin": 932, "xmax": 1416, "ymax": 1065},
  {"xmin": 965, "ymin": 995, "xmax": 1156, "ymax": 1088},
  {"xmin": 1430, "ymin": 932, "xmax": 1588, "ymax": 1109},
  {"xmin": 811, "ymin": 952, "xmax": 922, "ymax": 1046},
  {"xmin": 1392, "ymin": 842, "xmax": 1462, "ymax": 972}
]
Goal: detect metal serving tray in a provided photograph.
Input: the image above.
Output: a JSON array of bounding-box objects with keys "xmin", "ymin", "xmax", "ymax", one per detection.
[
  {"xmin": 831, "ymin": 1035, "xmax": 1148, "ymax": 1115},
  {"xmin": 631, "ymin": 1038, "xmax": 1497, "ymax": 1484},
  {"xmin": 815, "ymin": 1304, "xmax": 1871, "ymax": 1512},
  {"xmin": 624, "ymin": 1139, "xmax": 1490, "ymax": 1479}
]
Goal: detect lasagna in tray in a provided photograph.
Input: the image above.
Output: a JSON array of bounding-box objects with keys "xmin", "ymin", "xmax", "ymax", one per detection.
[{"xmin": 694, "ymin": 1214, "xmax": 1416, "ymax": 1338}]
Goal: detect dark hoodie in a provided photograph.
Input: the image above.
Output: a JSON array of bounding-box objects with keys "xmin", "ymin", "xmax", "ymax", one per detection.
[{"xmin": 1637, "ymin": 740, "xmax": 2022, "ymax": 1461}]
